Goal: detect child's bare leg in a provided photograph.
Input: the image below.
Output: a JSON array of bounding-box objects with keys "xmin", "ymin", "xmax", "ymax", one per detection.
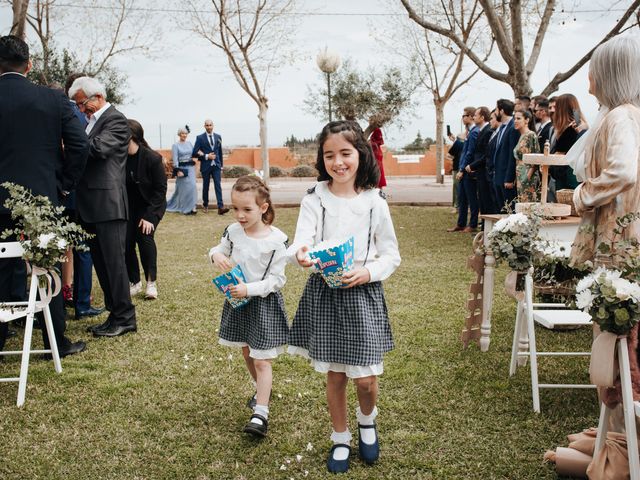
[
  {"xmin": 327, "ymin": 371, "xmax": 349, "ymax": 433},
  {"xmin": 353, "ymin": 375, "xmax": 378, "ymax": 415},
  {"xmin": 242, "ymin": 346, "xmax": 257, "ymax": 382},
  {"xmin": 254, "ymin": 359, "xmax": 272, "ymax": 406}
]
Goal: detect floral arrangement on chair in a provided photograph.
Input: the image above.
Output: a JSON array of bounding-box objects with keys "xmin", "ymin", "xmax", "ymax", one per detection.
[
  {"xmin": 0, "ymin": 182, "xmax": 92, "ymax": 272},
  {"xmin": 575, "ymin": 267, "xmax": 640, "ymax": 335},
  {"xmin": 487, "ymin": 210, "xmax": 542, "ymax": 272}
]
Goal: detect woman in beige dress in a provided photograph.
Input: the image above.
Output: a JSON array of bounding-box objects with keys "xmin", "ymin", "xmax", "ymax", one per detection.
[{"xmin": 569, "ymin": 36, "xmax": 640, "ymax": 266}]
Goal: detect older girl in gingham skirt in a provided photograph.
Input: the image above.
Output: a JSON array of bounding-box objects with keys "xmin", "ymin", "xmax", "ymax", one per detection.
[
  {"xmin": 288, "ymin": 121, "xmax": 401, "ymax": 473},
  {"xmin": 210, "ymin": 176, "xmax": 289, "ymax": 439}
]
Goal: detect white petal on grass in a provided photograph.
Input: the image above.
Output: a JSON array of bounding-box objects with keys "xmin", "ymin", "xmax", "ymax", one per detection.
[
  {"xmin": 296, "ymin": 454, "xmax": 303, "ymax": 462},
  {"xmin": 306, "ymin": 442, "xmax": 313, "ymax": 451}
]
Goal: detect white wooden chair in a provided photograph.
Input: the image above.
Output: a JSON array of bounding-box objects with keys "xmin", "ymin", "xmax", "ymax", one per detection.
[
  {"xmin": 509, "ymin": 267, "xmax": 594, "ymax": 412},
  {"xmin": 0, "ymin": 242, "xmax": 62, "ymax": 406},
  {"xmin": 594, "ymin": 336, "xmax": 640, "ymax": 480}
]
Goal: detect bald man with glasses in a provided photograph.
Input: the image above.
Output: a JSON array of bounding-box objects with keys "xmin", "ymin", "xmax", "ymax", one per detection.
[{"xmin": 192, "ymin": 120, "xmax": 228, "ymax": 215}]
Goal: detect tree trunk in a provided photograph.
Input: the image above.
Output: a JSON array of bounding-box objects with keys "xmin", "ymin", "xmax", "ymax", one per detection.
[
  {"xmin": 258, "ymin": 100, "xmax": 270, "ymax": 184},
  {"xmin": 11, "ymin": 0, "xmax": 30, "ymax": 40},
  {"xmin": 434, "ymin": 100, "xmax": 445, "ymax": 184}
]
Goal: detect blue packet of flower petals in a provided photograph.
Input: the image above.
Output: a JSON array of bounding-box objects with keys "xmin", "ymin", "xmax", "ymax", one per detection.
[
  {"xmin": 308, "ymin": 237, "xmax": 355, "ymax": 288},
  {"xmin": 212, "ymin": 264, "xmax": 250, "ymax": 308}
]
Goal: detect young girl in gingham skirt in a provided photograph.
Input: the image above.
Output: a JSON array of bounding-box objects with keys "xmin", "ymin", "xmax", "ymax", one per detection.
[
  {"xmin": 287, "ymin": 121, "xmax": 401, "ymax": 473},
  {"xmin": 209, "ymin": 175, "xmax": 289, "ymax": 439}
]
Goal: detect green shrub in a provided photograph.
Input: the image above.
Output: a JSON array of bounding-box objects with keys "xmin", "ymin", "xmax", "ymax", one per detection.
[
  {"xmin": 269, "ymin": 166, "xmax": 286, "ymax": 177},
  {"xmin": 223, "ymin": 165, "xmax": 253, "ymax": 178},
  {"xmin": 289, "ymin": 164, "xmax": 318, "ymax": 178}
]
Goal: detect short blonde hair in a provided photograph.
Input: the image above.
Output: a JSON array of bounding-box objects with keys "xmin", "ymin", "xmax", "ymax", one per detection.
[{"xmin": 589, "ymin": 35, "xmax": 640, "ymax": 109}]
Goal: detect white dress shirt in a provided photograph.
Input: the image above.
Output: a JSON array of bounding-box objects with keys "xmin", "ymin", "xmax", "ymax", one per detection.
[
  {"xmin": 286, "ymin": 181, "xmax": 401, "ymax": 282},
  {"xmin": 209, "ymin": 223, "xmax": 288, "ymax": 297},
  {"xmin": 86, "ymin": 102, "xmax": 111, "ymax": 134}
]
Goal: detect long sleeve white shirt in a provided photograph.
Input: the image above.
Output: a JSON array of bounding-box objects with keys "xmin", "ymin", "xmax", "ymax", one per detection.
[
  {"xmin": 209, "ymin": 223, "xmax": 288, "ymax": 297},
  {"xmin": 286, "ymin": 181, "xmax": 401, "ymax": 282}
]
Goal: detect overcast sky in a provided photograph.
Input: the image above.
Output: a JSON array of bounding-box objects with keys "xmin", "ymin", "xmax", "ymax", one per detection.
[{"xmin": 0, "ymin": 1, "xmax": 635, "ymax": 149}]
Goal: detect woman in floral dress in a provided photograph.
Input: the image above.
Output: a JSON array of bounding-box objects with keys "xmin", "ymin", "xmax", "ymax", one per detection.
[{"xmin": 513, "ymin": 110, "xmax": 540, "ymax": 202}]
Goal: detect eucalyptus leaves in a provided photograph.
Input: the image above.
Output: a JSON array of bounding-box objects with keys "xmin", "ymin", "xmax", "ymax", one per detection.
[
  {"xmin": 575, "ymin": 267, "xmax": 640, "ymax": 335},
  {"xmin": 1, "ymin": 182, "xmax": 92, "ymax": 270},
  {"xmin": 487, "ymin": 211, "xmax": 542, "ymax": 272}
]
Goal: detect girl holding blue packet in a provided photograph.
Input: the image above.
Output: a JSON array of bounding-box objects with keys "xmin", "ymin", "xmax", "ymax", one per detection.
[
  {"xmin": 287, "ymin": 121, "xmax": 401, "ymax": 473},
  {"xmin": 209, "ymin": 175, "xmax": 289, "ymax": 438}
]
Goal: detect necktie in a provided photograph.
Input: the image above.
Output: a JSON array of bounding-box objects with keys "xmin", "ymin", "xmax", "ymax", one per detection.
[
  {"xmin": 496, "ymin": 123, "xmax": 506, "ymax": 146},
  {"xmin": 209, "ymin": 134, "xmax": 214, "ymax": 148}
]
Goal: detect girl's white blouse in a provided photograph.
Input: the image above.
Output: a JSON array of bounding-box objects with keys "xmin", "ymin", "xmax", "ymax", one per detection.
[
  {"xmin": 286, "ymin": 181, "xmax": 401, "ymax": 282},
  {"xmin": 209, "ymin": 223, "xmax": 288, "ymax": 297}
]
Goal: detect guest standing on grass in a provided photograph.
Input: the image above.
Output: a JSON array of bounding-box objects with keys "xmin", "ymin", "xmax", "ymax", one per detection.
[
  {"xmin": 209, "ymin": 175, "xmax": 289, "ymax": 439},
  {"xmin": 287, "ymin": 120, "xmax": 400, "ymax": 474},
  {"xmin": 192, "ymin": 119, "xmax": 229, "ymax": 215},
  {"xmin": 513, "ymin": 109, "xmax": 541, "ymax": 202},
  {"xmin": 69, "ymin": 76, "xmax": 137, "ymax": 338},
  {"xmin": 125, "ymin": 120, "xmax": 167, "ymax": 301},
  {"xmin": 367, "ymin": 120, "xmax": 387, "ymax": 189},
  {"xmin": 166, "ymin": 127, "xmax": 197, "ymax": 215},
  {"xmin": 549, "ymin": 93, "xmax": 587, "ymax": 190}
]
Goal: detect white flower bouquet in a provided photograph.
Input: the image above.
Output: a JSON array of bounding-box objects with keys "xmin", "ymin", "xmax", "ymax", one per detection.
[
  {"xmin": 1, "ymin": 182, "xmax": 92, "ymax": 271},
  {"xmin": 575, "ymin": 267, "xmax": 640, "ymax": 335},
  {"xmin": 487, "ymin": 211, "xmax": 542, "ymax": 272}
]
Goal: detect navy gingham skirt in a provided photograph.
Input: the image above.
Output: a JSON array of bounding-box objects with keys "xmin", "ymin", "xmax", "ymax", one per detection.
[
  {"xmin": 288, "ymin": 274, "xmax": 394, "ymax": 366},
  {"xmin": 219, "ymin": 292, "xmax": 289, "ymax": 350}
]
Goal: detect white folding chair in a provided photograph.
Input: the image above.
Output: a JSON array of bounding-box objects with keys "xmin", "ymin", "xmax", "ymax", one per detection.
[
  {"xmin": 0, "ymin": 242, "xmax": 62, "ymax": 406},
  {"xmin": 594, "ymin": 336, "xmax": 640, "ymax": 480},
  {"xmin": 509, "ymin": 267, "xmax": 594, "ymax": 412}
]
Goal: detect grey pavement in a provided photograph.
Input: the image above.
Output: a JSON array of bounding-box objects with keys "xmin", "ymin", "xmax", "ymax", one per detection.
[{"xmin": 167, "ymin": 176, "xmax": 454, "ymax": 208}]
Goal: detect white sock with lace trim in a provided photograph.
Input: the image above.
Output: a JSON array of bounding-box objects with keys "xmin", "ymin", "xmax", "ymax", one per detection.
[
  {"xmin": 356, "ymin": 406, "xmax": 378, "ymax": 444},
  {"xmin": 330, "ymin": 430, "xmax": 352, "ymax": 461}
]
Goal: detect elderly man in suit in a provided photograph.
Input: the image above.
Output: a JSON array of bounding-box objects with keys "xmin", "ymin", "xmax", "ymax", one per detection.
[
  {"xmin": 192, "ymin": 119, "xmax": 229, "ymax": 214},
  {"xmin": 68, "ymin": 76, "xmax": 137, "ymax": 337},
  {"xmin": 0, "ymin": 35, "xmax": 88, "ymax": 356}
]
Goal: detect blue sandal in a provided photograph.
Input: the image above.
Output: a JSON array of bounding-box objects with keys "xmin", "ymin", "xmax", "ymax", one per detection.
[
  {"xmin": 358, "ymin": 423, "xmax": 379, "ymax": 464},
  {"xmin": 327, "ymin": 444, "xmax": 351, "ymax": 474}
]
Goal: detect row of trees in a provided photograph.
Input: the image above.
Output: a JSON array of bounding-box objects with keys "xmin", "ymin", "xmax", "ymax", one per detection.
[{"xmin": 9, "ymin": 0, "xmax": 640, "ymax": 183}]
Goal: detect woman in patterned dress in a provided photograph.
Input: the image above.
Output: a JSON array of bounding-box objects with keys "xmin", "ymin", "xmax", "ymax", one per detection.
[{"xmin": 513, "ymin": 109, "xmax": 541, "ymax": 202}]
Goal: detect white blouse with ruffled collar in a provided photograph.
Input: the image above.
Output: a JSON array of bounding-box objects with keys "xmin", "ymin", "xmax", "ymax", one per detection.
[
  {"xmin": 209, "ymin": 223, "xmax": 288, "ymax": 297},
  {"xmin": 286, "ymin": 181, "xmax": 401, "ymax": 282}
]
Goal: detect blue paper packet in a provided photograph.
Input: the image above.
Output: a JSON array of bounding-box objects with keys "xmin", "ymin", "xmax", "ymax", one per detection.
[
  {"xmin": 212, "ymin": 264, "xmax": 250, "ymax": 308},
  {"xmin": 308, "ymin": 237, "xmax": 355, "ymax": 288}
]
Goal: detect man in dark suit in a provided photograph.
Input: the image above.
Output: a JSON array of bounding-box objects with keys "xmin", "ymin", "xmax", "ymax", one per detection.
[
  {"xmin": 492, "ymin": 99, "xmax": 520, "ymax": 212},
  {"xmin": 68, "ymin": 76, "xmax": 136, "ymax": 337},
  {"xmin": 535, "ymin": 99, "xmax": 553, "ymax": 148},
  {"xmin": 192, "ymin": 119, "xmax": 229, "ymax": 215},
  {"xmin": 466, "ymin": 107, "xmax": 497, "ymax": 216},
  {"xmin": 0, "ymin": 35, "xmax": 88, "ymax": 356}
]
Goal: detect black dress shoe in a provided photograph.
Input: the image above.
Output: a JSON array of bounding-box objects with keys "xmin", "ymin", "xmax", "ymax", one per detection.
[
  {"xmin": 43, "ymin": 340, "xmax": 86, "ymax": 359},
  {"xmin": 7, "ymin": 329, "xmax": 17, "ymax": 338},
  {"xmin": 87, "ymin": 319, "xmax": 111, "ymax": 333},
  {"xmin": 75, "ymin": 306, "xmax": 106, "ymax": 320},
  {"xmin": 93, "ymin": 324, "xmax": 137, "ymax": 337}
]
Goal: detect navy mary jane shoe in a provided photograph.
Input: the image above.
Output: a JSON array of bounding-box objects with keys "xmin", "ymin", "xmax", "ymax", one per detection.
[
  {"xmin": 358, "ymin": 423, "xmax": 379, "ymax": 464},
  {"xmin": 326, "ymin": 444, "xmax": 351, "ymax": 474}
]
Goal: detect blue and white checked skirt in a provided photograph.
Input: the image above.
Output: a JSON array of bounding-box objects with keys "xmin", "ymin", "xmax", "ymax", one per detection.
[
  {"xmin": 288, "ymin": 274, "xmax": 394, "ymax": 366},
  {"xmin": 219, "ymin": 291, "xmax": 289, "ymax": 350}
]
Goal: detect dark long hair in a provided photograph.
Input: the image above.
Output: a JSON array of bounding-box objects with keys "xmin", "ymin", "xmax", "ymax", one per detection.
[
  {"xmin": 128, "ymin": 119, "xmax": 150, "ymax": 149},
  {"xmin": 232, "ymin": 175, "xmax": 275, "ymax": 225},
  {"xmin": 315, "ymin": 120, "xmax": 379, "ymax": 191}
]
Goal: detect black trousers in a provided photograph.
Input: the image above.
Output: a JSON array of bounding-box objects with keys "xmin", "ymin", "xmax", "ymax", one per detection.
[
  {"xmin": 477, "ymin": 170, "xmax": 498, "ymax": 215},
  {"xmin": 125, "ymin": 216, "xmax": 158, "ymax": 284},
  {"xmin": 0, "ymin": 215, "xmax": 67, "ymax": 351},
  {"xmin": 82, "ymin": 219, "xmax": 136, "ymax": 327}
]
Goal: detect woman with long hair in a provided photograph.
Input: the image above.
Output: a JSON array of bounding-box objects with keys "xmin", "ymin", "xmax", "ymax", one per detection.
[
  {"xmin": 513, "ymin": 109, "xmax": 540, "ymax": 202},
  {"xmin": 126, "ymin": 120, "xmax": 167, "ymax": 299},
  {"xmin": 550, "ymin": 93, "xmax": 587, "ymax": 189},
  {"xmin": 166, "ymin": 126, "xmax": 197, "ymax": 215}
]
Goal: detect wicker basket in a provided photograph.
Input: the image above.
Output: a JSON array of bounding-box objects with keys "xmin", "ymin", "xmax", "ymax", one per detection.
[{"xmin": 556, "ymin": 189, "xmax": 577, "ymax": 216}]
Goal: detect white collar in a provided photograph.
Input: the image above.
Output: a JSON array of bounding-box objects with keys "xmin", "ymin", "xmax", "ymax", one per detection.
[
  {"xmin": 91, "ymin": 102, "xmax": 111, "ymax": 123},
  {"xmin": 227, "ymin": 223, "xmax": 287, "ymax": 253},
  {"xmin": 0, "ymin": 71, "xmax": 26, "ymax": 78}
]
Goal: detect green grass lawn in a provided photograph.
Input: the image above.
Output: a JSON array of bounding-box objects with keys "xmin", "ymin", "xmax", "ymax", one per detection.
[{"xmin": 0, "ymin": 206, "xmax": 598, "ymax": 479}]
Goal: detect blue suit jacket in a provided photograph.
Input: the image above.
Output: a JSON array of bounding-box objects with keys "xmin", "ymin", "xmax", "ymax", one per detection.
[
  {"xmin": 458, "ymin": 125, "xmax": 479, "ymax": 172},
  {"xmin": 192, "ymin": 132, "xmax": 223, "ymax": 172},
  {"xmin": 492, "ymin": 118, "xmax": 520, "ymax": 185}
]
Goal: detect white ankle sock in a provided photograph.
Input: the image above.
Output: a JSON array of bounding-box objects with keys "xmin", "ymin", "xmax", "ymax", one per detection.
[
  {"xmin": 356, "ymin": 406, "xmax": 378, "ymax": 445},
  {"xmin": 251, "ymin": 404, "xmax": 269, "ymax": 425},
  {"xmin": 330, "ymin": 430, "xmax": 352, "ymax": 461}
]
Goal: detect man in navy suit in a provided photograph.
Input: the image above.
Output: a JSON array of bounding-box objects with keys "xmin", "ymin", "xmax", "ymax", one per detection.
[
  {"xmin": 492, "ymin": 99, "xmax": 520, "ymax": 212},
  {"xmin": 192, "ymin": 119, "xmax": 228, "ymax": 214}
]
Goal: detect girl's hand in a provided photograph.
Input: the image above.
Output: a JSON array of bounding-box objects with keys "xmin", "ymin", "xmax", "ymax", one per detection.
[
  {"xmin": 526, "ymin": 167, "xmax": 535, "ymax": 181},
  {"xmin": 296, "ymin": 246, "xmax": 316, "ymax": 268},
  {"xmin": 211, "ymin": 252, "xmax": 232, "ymax": 271},
  {"xmin": 341, "ymin": 268, "xmax": 371, "ymax": 288},
  {"xmin": 229, "ymin": 282, "xmax": 247, "ymax": 298}
]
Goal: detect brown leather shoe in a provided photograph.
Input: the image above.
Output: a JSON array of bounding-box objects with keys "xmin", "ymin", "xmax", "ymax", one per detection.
[
  {"xmin": 462, "ymin": 226, "xmax": 478, "ymax": 233},
  {"xmin": 218, "ymin": 207, "xmax": 230, "ymax": 215},
  {"xmin": 446, "ymin": 226, "xmax": 464, "ymax": 232}
]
